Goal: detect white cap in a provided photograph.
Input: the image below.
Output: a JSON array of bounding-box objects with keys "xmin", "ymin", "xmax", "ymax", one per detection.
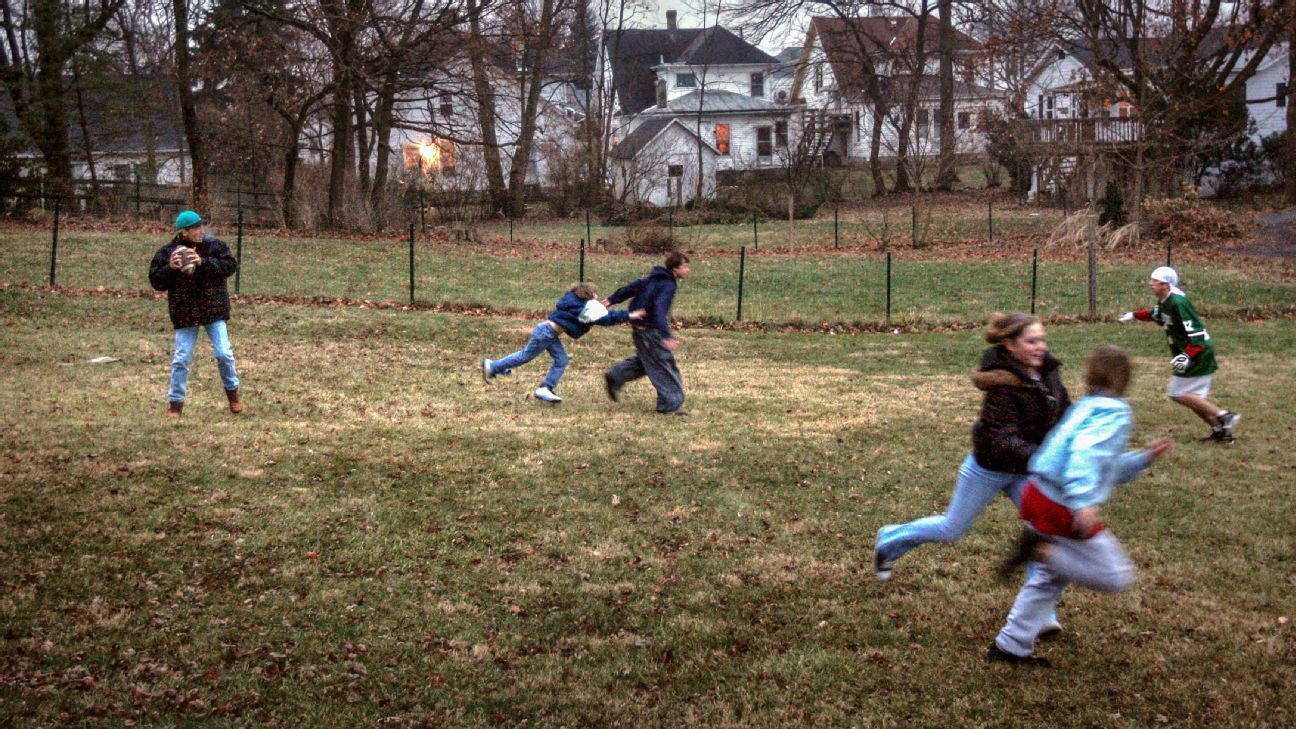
[{"xmin": 1150, "ymin": 266, "xmax": 1178, "ymax": 286}]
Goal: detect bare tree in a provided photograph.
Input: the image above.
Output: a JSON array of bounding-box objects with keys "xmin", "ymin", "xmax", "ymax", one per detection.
[{"xmin": 1, "ymin": 0, "xmax": 128, "ymax": 195}]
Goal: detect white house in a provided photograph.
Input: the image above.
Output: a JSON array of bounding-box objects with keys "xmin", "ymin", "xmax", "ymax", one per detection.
[
  {"xmin": 605, "ymin": 12, "xmax": 794, "ymax": 205},
  {"xmin": 792, "ymin": 15, "xmax": 1008, "ymax": 163}
]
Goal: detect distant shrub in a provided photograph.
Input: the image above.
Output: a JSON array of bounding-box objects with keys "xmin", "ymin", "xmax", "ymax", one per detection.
[
  {"xmin": 624, "ymin": 221, "xmax": 678, "ymax": 255},
  {"xmin": 1142, "ymin": 192, "xmax": 1246, "ymax": 246}
]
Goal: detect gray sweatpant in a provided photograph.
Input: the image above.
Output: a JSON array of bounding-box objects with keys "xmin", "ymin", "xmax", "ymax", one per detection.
[
  {"xmin": 995, "ymin": 530, "xmax": 1136, "ymax": 657},
  {"xmin": 606, "ymin": 328, "xmax": 685, "ymax": 413}
]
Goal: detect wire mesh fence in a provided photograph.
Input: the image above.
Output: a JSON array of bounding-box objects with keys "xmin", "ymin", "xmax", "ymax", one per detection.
[{"xmin": 5, "ymin": 200, "xmax": 1293, "ymax": 329}]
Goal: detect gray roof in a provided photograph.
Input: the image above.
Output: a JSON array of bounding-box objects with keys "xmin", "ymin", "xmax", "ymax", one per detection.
[
  {"xmin": 604, "ymin": 26, "xmax": 780, "ymax": 115},
  {"xmin": 649, "ymin": 89, "xmax": 788, "ymax": 114},
  {"xmin": 609, "ymin": 118, "xmax": 717, "ymax": 160}
]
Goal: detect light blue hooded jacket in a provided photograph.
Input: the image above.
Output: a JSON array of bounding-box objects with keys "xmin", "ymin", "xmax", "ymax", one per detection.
[{"xmin": 1028, "ymin": 394, "xmax": 1155, "ymax": 510}]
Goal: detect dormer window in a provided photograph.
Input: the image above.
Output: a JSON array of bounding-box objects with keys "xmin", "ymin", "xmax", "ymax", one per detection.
[
  {"xmin": 676, "ymin": 73, "xmax": 697, "ymax": 88},
  {"xmin": 750, "ymin": 72, "xmax": 764, "ymax": 97}
]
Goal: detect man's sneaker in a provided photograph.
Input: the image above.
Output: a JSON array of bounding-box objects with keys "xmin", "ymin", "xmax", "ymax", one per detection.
[
  {"xmin": 999, "ymin": 528, "xmax": 1045, "ymax": 581},
  {"xmin": 604, "ymin": 373, "xmax": 621, "ymax": 402},
  {"xmin": 986, "ymin": 644, "xmax": 1051, "ymax": 667},
  {"xmin": 1207, "ymin": 428, "xmax": 1235, "ymax": 444},
  {"xmin": 481, "ymin": 359, "xmax": 495, "ymax": 385},
  {"xmin": 534, "ymin": 386, "xmax": 562, "ymax": 403},
  {"xmin": 1216, "ymin": 411, "xmax": 1241, "ymax": 437},
  {"xmin": 873, "ymin": 541, "xmax": 894, "ymax": 583},
  {"xmin": 1037, "ymin": 618, "xmax": 1063, "ymax": 640}
]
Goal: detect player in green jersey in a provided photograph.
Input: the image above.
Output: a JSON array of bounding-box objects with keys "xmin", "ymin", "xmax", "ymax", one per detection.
[{"xmin": 1119, "ymin": 266, "xmax": 1240, "ymax": 442}]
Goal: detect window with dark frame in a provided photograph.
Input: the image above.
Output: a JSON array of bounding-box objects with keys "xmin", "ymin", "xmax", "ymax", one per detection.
[
  {"xmin": 917, "ymin": 109, "xmax": 929, "ymax": 138},
  {"xmin": 677, "ymin": 73, "xmax": 697, "ymax": 88},
  {"xmin": 774, "ymin": 121, "xmax": 788, "ymax": 148},
  {"xmin": 668, "ymin": 164, "xmax": 684, "ymax": 178},
  {"xmin": 438, "ymin": 93, "xmax": 453, "ymax": 119},
  {"xmin": 756, "ymin": 127, "xmax": 772, "ymax": 158},
  {"xmin": 750, "ymin": 72, "xmax": 764, "ymax": 97},
  {"xmin": 715, "ymin": 124, "xmax": 730, "ymax": 155},
  {"xmin": 958, "ymin": 111, "xmax": 971, "ymax": 130},
  {"xmin": 1279, "ymin": 82, "xmax": 1288, "ymax": 108}
]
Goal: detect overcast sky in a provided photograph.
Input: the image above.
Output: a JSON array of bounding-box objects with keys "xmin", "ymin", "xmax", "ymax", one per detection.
[{"xmin": 632, "ymin": 0, "xmax": 806, "ymax": 54}]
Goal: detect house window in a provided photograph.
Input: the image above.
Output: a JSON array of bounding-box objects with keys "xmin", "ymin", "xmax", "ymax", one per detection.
[
  {"xmin": 1279, "ymin": 82, "xmax": 1288, "ymax": 108},
  {"xmin": 656, "ymin": 80, "xmax": 667, "ymax": 107},
  {"xmin": 715, "ymin": 124, "xmax": 730, "ymax": 155},
  {"xmin": 438, "ymin": 93, "xmax": 453, "ymax": 119},
  {"xmin": 775, "ymin": 121, "xmax": 788, "ymax": 148},
  {"xmin": 958, "ymin": 111, "xmax": 971, "ymax": 130},
  {"xmin": 814, "ymin": 63, "xmax": 824, "ymax": 92},
  {"xmin": 677, "ymin": 73, "xmax": 696, "ymax": 88},
  {"xmin": 916, "ymin": 109, "xmax": 929, "ymax": 139},
  {"xmin": 776, "ymin": 90, "xmax": 788, "ymax": 104},
  {"xmin": 1044, "ymin": 95, "xmax": 1054, "ymax": 119},
  {"xmin": 750, "ymin": 72, "xmax": 764, "ymax": 97},
  {"xmin": 756, "ymin": 127, "xmax": 772, "ymax": 158},
  {"xmin": 668, "ymin": 164, "xmax": 684, "ymax": 178},
  {"xmin": 403, "ymin": 139, "xmax": 456, "ymax": 176}
]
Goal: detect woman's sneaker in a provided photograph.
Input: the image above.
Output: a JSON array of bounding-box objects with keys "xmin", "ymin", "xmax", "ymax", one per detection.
[
  {"xmin": 534, "ymin": 386, "xmax": 562, "ymax": 403},
  {"xmin": 873, "ymin": 530, "xmax": 894, "ymax": 582}
]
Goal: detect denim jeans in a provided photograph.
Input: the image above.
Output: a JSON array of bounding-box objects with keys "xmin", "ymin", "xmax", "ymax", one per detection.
[
  {"xmin": 169, "ymin": 320, "xmax": 239, "ymax": 402},
  {"xmin": 876, "ymin": 453, "xmax": 1027, "ymax": 563},
  {"xmin": 606, "ymin": 328, "xmax": 685, "ymax": 413},
  {"xmin": 490, "ymin": 321, "xmax": 569, "ymax": 390},
  {"xmin": 995, "ymin": 530, "xmax": 1135, "ymax": 657}
]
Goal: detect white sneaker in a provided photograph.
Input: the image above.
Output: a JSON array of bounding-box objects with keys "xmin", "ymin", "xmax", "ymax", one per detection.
[
  {"xmin": 481, "ymin": 358, "xmax": 495, "ymax": 385},
  {"xmin": 534, "ymin": 386, "xmax": 562, "ymax": 403},
  {"xmin": 873, "ymin": 528, "xmax": 894, "ymax": 582}
]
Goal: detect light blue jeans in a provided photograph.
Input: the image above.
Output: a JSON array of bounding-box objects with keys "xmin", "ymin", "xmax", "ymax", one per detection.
[
  {"xmin": 169, "ymin": 320, "xmax": 239, "ymax": 402},
  {"xmin": 876, "ymin": 453, "xmax": 1027, "ymax": 564},
  {"xmin": 490, "ymin": 321, "xmax": 569, "ymax": 390}
]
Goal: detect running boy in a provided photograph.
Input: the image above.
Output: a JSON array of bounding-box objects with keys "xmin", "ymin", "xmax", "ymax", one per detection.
[
  {"xmin": 603, "ymin": 251, "xmax": 690, "ymax": 415},
  {"xmin": 991, "ymin": 346, "xmax": 1171, "ymax": 665},
  {"xmin": 481, "ymin": 283, "xmax": 638, "ymax": 403},
  {"xmin": 1119, "ymin": 266, "xmax": 1239, "ymax": 442}
]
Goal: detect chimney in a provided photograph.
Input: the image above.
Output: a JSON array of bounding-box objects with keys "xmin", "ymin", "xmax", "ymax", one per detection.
[{"xmin": 666, "ymin": 10, "xmax": 677, "ymax": 31}]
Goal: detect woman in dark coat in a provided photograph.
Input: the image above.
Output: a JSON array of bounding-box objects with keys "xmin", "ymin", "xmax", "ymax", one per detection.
[{"xmin": 873, "ymin": 313, "xmax": 1070, "ymax": 629}]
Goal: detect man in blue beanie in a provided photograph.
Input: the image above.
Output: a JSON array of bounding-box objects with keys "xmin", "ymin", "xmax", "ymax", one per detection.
[{"xmin": 147, "ymin": 210, "xmax": 244, "ymax": 416}]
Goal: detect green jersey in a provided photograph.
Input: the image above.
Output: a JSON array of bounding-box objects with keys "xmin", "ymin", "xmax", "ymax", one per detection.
[{"xmin": 1139, "ymin": 292, "xmax": 1217, "ymax": 378}]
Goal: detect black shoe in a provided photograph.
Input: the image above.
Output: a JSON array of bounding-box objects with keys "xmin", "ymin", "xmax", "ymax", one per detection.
[
  {"xmin": 604, "ymin": 374, "xmax": 621, "ymax": 402},
  {"xmin": 999, "ymin": 528, "xmax": 1045, "ymax": 581},
  {"xmin": 986, "ymin": 644, "xmax": 1051, "ymax": 667},
  {"xmin": 1206, "ymin": 429, "xmax": 1235, "ymax": 444},
  {"xmin": 1216, "ymin": 411, "xmax": 1240, "ymax": 438},
  {"xmin": 657, "ymin": 409, "xmax": 689, "ymax": 416}
]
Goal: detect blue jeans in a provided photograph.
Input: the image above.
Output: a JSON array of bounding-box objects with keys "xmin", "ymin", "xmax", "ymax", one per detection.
[
  {"xmin": 490, "ymin": 321, "xmax": 569, "ymax": 390},
  {"xmin": 169, "ymin": 320, "xmax": 239, "ymax": 402},
  {"xmin": 876, "ymin": 454, "xmax": 1027, "ymax": 564}
]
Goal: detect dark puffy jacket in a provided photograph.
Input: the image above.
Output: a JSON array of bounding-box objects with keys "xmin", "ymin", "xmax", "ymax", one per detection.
[
  {"xmin": 607, "ymin": 266, "xmax": 678, "ymax": 339},
  {"xmin": 970, "ymin": 346, "xmax": 1071, "ymax": 474},
  {"xmin": 148, "ymin": 234, "xmax": 238, "ymax": 329},
  {"xmin": 548, "ymin": 291, "xmax": 630, "ymax": 338}
]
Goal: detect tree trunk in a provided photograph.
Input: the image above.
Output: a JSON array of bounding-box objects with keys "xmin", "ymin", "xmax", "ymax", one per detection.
[
  {"xmin": 935, "ymin": 0, "xmax": 958, "ymax": 190},
  {"xmin": 354, "ymin": 87, "xmax": 371, "ymax": 199},
  {"xmin": 466, "ymin": 0, "xmax": 508, "ymax": 213},
  {"xmin": 1287, "ymin": 5, "xmax": 1296, "ymax": 205},
  {"xmin": 173, "ymin": 0, "xmax": 207, "ymax": 209},
  {"xmin": 506, "ymin": 0, "xmax": 558, "ymax": 219},
  {"xmin": 892, "ymin": 111, "xmax": 913, "ymax": 194},
  {"xmin": 71, "ymin": 57, "xmax": 99, "ymax": 197},
  {"xmin": 869, "ymin": 107, "xmax": 886, "ymax": 196},
  {"xmin": 369, "ymin": 78, "xmax": 397, "ymax": 222}
]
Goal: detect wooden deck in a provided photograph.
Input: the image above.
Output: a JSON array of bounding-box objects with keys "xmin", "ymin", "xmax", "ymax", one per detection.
[{"xmin": 1011, "ymin": 118, "xmax": 1142, "ymax": 151}]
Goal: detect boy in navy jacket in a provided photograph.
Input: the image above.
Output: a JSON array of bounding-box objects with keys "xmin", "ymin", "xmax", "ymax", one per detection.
[
  {"xmin": 481, "ymin": 282, "xmax": 637, "ymax": 403},
  {"xmin": 603, "ymin": 252, "xmax": 691, "ymax": 415}
]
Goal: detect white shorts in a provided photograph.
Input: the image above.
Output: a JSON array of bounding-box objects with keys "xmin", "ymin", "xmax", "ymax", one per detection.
[{"xmin": 1167, "ymin": 375, "xmax": 1212, "ymax": 398}]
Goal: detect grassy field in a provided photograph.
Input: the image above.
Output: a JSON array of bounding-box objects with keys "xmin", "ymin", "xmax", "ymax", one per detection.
[
  {"xmin": 3, "ymin": 219, "xmax": 1294, "ymax": 328},
  {"xmin": 1, "ymin": 287, "xmax": 1293, "ymax": 726}
]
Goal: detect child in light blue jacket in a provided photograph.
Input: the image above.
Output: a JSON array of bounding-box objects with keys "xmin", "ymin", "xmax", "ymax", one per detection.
[{"xmin": 990, "ymin": 346, "xmax": 1172, "ymax": 665}]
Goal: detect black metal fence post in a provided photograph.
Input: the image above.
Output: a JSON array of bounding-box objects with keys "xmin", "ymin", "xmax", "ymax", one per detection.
[
  {"xmin": 737, "ymin": 245, "xmax": 746, "ymax": 322},
  {"xmin": 49, "ymin": 199, "xmax": 61, "ymax": 287},
  {"xmin": 419, "ymin": 190, "xmax": 426, "ymax": 233},
  {"xmin": 885, "ymin": 251, "xmax": 892, "ymax": 325},
  {"xmin": 988, "ymin": 198, "xmax": 994, "ymax": 243},
  {"xmin": 508, "ymin": 215, "xmax": 513, "ymax": 245},
  {"xmin": 134, "ymin": 173, "xmax": 141, "ymax": 219},
  {"xmin": 668, "ymin": 208, "xmax": 674, "ymax": 239},
  {"xmin": 911, "ymin": 205, "xmax": 917, "ymax": 247},
  {"xmin": 834, "ymin": 206, "xmax": 839, "ymax": 248},
  {"xmin": 408, "ymin": 223, "xmax": 416, "ymax": 305},
  {"xmin": 1030, "ymin": 248, "xmax": 1038, "ymax": 315},
  {"xmin": 235, "ymin": 208, "xmax": 244, "ymax": 294},
  {"xmin": 579, "ymin": 238, "xmax": 586, "ymax": 281},
  {"xmin": 1166, "ymin": 242, "xmax": 1172, "ymax": 267},
  {"xmin": 586, "ymin": 209, "xmax": 592, "ymax": 249},
  {"xmin": 752, "ymin": 213, "xmax": 758, "ymax": 250}
]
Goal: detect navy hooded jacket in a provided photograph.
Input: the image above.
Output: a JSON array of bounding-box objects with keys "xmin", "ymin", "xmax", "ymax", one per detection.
[
  {"xmin": 548, "ymin": 291, "xmax": 630, "ymax": 338},
  {"xmin": 607, "ymin": 266, "xmax": 678, "ymax": 339}
]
